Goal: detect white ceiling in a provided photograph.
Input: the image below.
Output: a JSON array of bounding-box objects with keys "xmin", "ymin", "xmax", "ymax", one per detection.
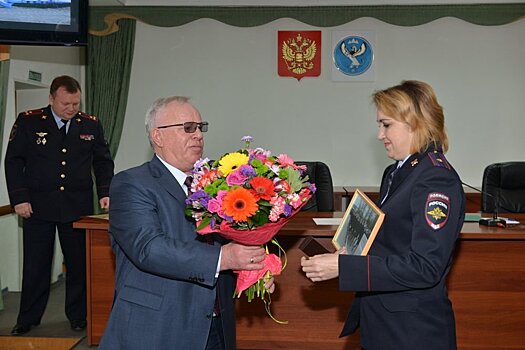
[{"xmin": 89, "ymin": 0, "xmax": 525, "ymax": 6}]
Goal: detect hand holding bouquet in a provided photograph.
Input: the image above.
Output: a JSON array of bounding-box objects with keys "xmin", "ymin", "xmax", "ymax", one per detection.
[{"xmin": 185, "ymin": 136, "xmax": 315, "ymax": 320}]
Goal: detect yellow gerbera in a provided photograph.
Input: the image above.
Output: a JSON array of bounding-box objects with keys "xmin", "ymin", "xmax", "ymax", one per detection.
[{"xmin": 218, "ymin": 152, "xmax": 249, "ymax": 176}]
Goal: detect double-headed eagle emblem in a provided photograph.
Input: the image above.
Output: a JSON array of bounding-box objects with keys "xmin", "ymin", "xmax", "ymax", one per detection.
[{"xmin": 281, "ymin": 34, "xmax": 317, "ymax": 75}]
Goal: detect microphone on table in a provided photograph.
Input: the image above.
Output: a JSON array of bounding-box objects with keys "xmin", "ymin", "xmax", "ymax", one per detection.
[{"xmin": 461, "ymin": 182, "xmax": 507, "ymax": 228}]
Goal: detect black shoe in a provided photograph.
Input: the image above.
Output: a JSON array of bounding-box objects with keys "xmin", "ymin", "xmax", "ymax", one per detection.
[
  {"xmin": 11, "ymin": 323, "xmax": 38, "ymax": 336},
  {"xmin": 70, "ymin": 319, "xmax": 87, "ymax": 331}
]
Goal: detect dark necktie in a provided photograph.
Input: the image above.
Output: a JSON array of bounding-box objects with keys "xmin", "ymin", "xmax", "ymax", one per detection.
[
  {"xmin": 184, "ymin": 176, "xmax": 193, "ymax": 193},
  {"xmin": 381, "ymin": 166, "xmax": 400, "ymax": 204},
  {"xmin": 59, "ymin": 119, "xmax": 68, "ymax": 140}
]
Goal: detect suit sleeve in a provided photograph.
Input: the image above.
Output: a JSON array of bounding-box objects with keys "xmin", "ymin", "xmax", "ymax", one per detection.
[
  {"xmin": 339, "ymin": 167, "xmax": 464, "ymax": 292},
  {"xmin": 92, "ymin": 121, "xmax": 114, "ymax": 199},
  {"xmin": 109, "ymin": 171, "xmax": 220, "ymax": 286},
  {"xmin": 4, "ymin": 114, "xmax": 30, "ymax": 206}
]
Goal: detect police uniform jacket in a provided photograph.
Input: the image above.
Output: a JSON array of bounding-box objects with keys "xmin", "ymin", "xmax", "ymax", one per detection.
[
  {"xmin": 338, "ymin": 145, "xmax": 465, "ymax": 350},
  {"xmin": 5, "ymin": 105, "xmax": 114, "ymax": 223}
]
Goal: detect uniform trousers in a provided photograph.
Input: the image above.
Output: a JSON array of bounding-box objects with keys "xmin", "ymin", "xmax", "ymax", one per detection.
[{"xmin": 17, "ymin": 217, "xmax": 86, "ymax": 325}]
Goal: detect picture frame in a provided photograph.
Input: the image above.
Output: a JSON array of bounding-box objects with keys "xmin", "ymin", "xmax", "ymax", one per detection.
[{"xmin": 332, "ymin": 189, "xmax": 384, "ymax": 255}]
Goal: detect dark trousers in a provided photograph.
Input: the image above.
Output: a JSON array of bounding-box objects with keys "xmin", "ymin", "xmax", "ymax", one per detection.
[
  {"xmin": 17, "ymin": 217, "xmax": 86, "ymax": 325},
  {"xmin": 205, "ymin": 316, "xmax": 225, "ymax": 350}
]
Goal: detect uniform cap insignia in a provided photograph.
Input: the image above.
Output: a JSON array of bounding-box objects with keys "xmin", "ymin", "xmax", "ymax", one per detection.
[
  {"xmin": 42, "ymin": 115, "xmax": 47, "ymax": 120},
  {"xmin": 425, "ymin": 192, "xmax": 450, "ymax": 230},
  {"xmin": 278, "ymin": 31, "xmax": 321, "ymax": 81}
]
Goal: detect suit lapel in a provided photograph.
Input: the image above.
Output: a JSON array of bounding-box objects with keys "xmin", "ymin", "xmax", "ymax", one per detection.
[{"xmin": 148, "ymin": 156, "xmax": 187, "ymax": 204}]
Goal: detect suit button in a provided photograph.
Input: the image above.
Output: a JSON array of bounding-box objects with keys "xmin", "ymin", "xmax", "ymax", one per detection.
[
  {"xmin": 60, "ymin": 186, "xmax": 65, "ymax": 191},
  {"xmin": 60, "ymin": 174, "xmax": 66, "ymax": 178},
  {"xmin": 62, "ymin": 148, "xmax": 67, "ymax": 153},
  {"xmin": 61, "ymin": 161, "xmax": 66, "ymax": 165}
]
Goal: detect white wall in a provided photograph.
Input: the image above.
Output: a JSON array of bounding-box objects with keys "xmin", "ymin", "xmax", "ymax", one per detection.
[
  {"xmin": 116, "ymin": 17, "xmax": 525, "ymax": 187},
  {"xmin": 1, "ymin": 15, "xmax": 524, "ymax": 290},
  {"xmin": 0, "ymin": 45, "xmax": 83, "ymax": 291}
]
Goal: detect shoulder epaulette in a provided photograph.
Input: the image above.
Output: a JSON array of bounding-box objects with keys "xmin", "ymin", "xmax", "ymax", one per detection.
[
  {"xmin": 427, "ymin": 151, "xmax": 451, "ymax": 170},
  {"xmin": 22, "ymin": 108, "xmax": 45, "ymax": 117},
  {"xmin": 77, "ymin": 111, "xmax": 98, "ymax": 122}
]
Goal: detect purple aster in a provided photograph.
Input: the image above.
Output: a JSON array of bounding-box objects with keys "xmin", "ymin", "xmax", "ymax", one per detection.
[
  {"xmin": 239, "ymin": 164, "xmax": 256, "ymax": 177},
  {"xmin": 193, "ymin": 157, "xmax": 210, "ymax": 169},
  {"xmin": 241, "ymin": 135, "xmax": 254, "ymax": 148},
  {"xmin": 283, "ymin": 203, "xmax": 293, "ymax": 217}
]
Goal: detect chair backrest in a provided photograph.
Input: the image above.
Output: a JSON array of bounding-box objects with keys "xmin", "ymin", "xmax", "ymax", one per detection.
[
  {"xmin": 295, "ymin": 161, "xmax": 334, "ymax": 212},
  {"xmin": 481, "ymin": 162, "xmax": 525, "ymax": 213}
]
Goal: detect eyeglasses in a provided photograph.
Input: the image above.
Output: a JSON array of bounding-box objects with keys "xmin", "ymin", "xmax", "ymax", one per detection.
[{"xmin": 156, "ymin": 121, "xmax": 209, "ymax": 133}]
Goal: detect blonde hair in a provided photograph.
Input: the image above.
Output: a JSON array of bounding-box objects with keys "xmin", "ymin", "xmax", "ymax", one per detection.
[{"xmin": 372, "ymin": 80, "xmax": 448, "ymax": 153}]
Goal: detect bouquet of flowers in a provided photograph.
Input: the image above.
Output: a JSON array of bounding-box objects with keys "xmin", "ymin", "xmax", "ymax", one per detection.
[{"xmin": 185, "ymin": 136, "xmax": 315, "ymax": 321}]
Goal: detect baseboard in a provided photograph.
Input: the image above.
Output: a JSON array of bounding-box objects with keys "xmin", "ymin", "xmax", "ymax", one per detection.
[{"xmin": 0, "ymin": 336, "xmax": 83, "ymax": 350}]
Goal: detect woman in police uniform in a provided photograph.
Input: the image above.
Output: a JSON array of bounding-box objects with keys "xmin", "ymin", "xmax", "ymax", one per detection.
[{"xmin": 301, "ymin": 80, "xmax": 465, "ymax": 350}]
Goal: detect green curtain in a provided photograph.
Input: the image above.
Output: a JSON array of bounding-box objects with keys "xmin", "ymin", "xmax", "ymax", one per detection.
[
  {"xmin": 0, "ymin": 277, "xmax": 3, "ymax": 310},
  {"xmin": 90, "ymin": 4, "xmax": 525, "ymax": 33},
  {"xmin": 86, "ymin": 19, "xmax": 136, "ymax": 159},
  {"xmin": 0, "ymin": 58, "xmax": 7, "ymax": 311},
  {"xmin": 0, "ymin": 59, "xmax": 10, "ymax": 163}
]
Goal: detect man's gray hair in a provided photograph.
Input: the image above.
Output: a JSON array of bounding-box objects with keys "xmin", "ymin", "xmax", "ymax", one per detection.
[{"xmin": 145, "ymin": 96, "xmax": 190, "ymax": 146}]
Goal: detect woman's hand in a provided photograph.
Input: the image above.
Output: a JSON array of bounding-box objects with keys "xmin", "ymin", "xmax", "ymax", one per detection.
[{"xmin": 301, "ymin": 252, "xmax": 341, "ymax": 282}]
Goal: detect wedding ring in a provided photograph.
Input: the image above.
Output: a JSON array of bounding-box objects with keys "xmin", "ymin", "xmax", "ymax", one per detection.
[{"xmin": 250, "ymin": 257, "xmax": 254, "ymax": 264}]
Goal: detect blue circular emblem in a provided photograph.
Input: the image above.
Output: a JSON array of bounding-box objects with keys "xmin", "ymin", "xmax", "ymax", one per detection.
[{"xmin": 333, "ymin": 36, "xmax": 373, "ymax": 76}]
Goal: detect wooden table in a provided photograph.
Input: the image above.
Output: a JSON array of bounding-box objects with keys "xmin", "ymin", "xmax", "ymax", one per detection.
[
  {"xmin": 73, "ymin": 217, "xmax": 115, "ymax": 346},
  {"xmin": 75, "ymin": 213, "xmax": 525, "ymax": 348}
]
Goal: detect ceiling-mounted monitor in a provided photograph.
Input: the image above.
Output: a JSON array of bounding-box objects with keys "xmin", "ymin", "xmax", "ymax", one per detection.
[{"xmin": 0, "ymin": 0, "xmax": 88, "ymax": 46}]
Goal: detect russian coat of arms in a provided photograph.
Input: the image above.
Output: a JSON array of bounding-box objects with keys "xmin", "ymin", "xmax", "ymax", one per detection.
[{"xmin": 278, "ymin": 31, "xmax": 321, "ymax": 81}]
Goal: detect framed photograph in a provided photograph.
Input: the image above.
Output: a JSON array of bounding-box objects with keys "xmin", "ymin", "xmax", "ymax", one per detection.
[{"xmin": 332, "ymin": 189, "xmax": 384, "ymax": 255}]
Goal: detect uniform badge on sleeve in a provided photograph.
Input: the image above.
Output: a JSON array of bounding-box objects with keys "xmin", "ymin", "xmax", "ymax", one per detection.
[{"xmin": 425, "ymin": 192, "xmax": 450, "ymax": 230}]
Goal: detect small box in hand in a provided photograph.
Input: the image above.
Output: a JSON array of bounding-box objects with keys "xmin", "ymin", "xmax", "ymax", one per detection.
[{"xmin": 299, "ymin": 237, "xmax": 330, "ymax": 257}]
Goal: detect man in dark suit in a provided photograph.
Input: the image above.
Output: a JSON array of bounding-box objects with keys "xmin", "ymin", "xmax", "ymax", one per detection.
[
  {"xmin": 4, "ymin": 75, "xmax": 114, "ymax": 335},
  {"xmin": 98, "ymin": 96, "xmax": 272, "ymax": 350}
]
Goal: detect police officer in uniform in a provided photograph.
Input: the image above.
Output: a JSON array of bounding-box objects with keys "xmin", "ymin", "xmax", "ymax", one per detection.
[
  {"xmin": 4, "ymin": 75, "xmax": 114, "ymax": 335},
  {"xmin": 301, "ymin": 80, "xmax": 465, "ymax": 349}
]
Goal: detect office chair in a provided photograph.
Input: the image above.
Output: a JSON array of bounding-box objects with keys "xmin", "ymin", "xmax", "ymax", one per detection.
[
  {"xmin": 481, "ymin": 162, "xmax": 525, "ymax": 213},
  {"xmin": 295, "ymin": 161, "xmax": 334, "ymax": 212}
]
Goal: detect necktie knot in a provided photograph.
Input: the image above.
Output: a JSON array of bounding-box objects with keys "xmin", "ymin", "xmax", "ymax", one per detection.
[{"xmin": 184, "ymin": 176, "xmax": 193, "ymax": 190}]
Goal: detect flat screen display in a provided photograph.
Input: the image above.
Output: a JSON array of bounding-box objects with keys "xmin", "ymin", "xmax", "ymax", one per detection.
[{"xmin": 0, "ymin": 0, "xmax": 88, "ymax": 46}]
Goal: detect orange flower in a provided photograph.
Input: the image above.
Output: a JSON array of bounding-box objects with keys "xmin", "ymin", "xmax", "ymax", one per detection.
[
  {"xmin": 222, "ymin": 187, "xmax": 258, "ymax": 222},
  {"xmin": 249, "ymin": 176, "xmax": 275, "ymax": 200}
]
